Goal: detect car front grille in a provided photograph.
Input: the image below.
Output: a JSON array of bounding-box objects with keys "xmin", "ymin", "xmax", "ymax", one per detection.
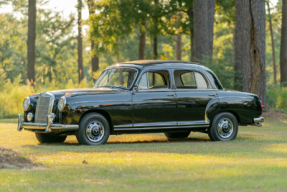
[{"xmin": 35, "ymin": 92, "xmax": 54, "ymax": 123}]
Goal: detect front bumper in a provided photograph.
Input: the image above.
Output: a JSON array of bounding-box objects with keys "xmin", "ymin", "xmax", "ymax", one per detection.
[
  {"xmin": 17, "ymin": 114, "xmax": 79, "ymax": 133},
  {"xmin": 252, "ymin": 117, "xmax": 264, "ymax": 127}
]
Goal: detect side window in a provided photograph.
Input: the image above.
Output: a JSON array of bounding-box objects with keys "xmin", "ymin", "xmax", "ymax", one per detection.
[
  {"xmin": 195, "ymin": 72, "xmax": 208, "ymax": 89},
  {"xmin": 174, "ymin": 70, "xmax": 208, "ymax": 89},
  {"xmin": 148, "ymin": 72, "xmax": 167, "ymax": 88},
  {"xmin": 181, "ymin": 72, "xmax": 196, "ymax": 87},
  {"xmin": 138, "ymin": 70, "xmax": 169, "ymax": 90},
  {"xmin": 138, "ymin": 72, "xmax": 148, "ymax": 90}
]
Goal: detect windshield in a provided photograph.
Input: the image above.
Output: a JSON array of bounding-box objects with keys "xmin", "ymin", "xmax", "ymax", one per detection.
[{"xmin": 93, "ymin": 68, "xmax": 138, "ymax": 89}]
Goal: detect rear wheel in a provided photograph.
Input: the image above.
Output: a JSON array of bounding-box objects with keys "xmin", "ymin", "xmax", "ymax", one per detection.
[
  {"xmin": 35, "ymin": 133, "xmax": 67, "ymax": 143},
  {"xmin": 208, "ymin": 112, "xmax": 238, "ymax": 141},
  {"xmin": 164, "ymin": 131, "xmax": 190, "ymax": 139},
  {"xmin": 76, "ymin": 113, "xmax": 110, "ymax": 145}
]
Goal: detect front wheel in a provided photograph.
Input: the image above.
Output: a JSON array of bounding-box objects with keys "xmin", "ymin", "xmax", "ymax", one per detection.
[
  {"xmin": 35, "ymin": 133, "xmax": 67, "ymax": 143},
  {"xmin": 76, "ymin": 113, "xmax": 110, "ymax": 145},
  {"xmin": 208, "ymin": 112, "xmax": 238, "ymax": 141}
]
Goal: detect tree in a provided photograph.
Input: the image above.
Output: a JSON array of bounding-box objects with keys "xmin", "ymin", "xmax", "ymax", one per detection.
[
  {"xmin": 36, "ymin": 9, "xmax": 75, "ymax": 83},
  {"xmin": 77, "ymin": 0, "xmax": 84, "ymax": 83},
  {"xmin": 267, "ymin": 0, "xmax": 277, "ymax": 85},
  {"xmin": 234, "ymin": 0, "xmax": 267, "ymax": 108},
  {"xmin": 208, "ymin": 0, "xmax": 215, "ymax": 57},
  {"xmin": 176, "ymin": 12, "xmax": 182, "ymax": 60},
  {"xmin": 280, "ymin": 0, "xmax": 287, "ymax": 85},
  {"xmin": 87, "ymin": 0, "xmax": 99, "ymax": 82},
  {"xmin": 152, "ymin": 0, "xmax": 159, "ymax": 59},
  {"xmin": 193, "ymin": 0, "xmax": 214, "ymax": 61},
  {"xmin": 27, "ymin": 0, "xmax": 36, "ymax": 85},
  {"xmin": 138, "ymin": 20, "xmax": 146, "ymax": 60},
  {"xmin": 193, "ymin": 0, "xmax": 209, "ymax": 61}
]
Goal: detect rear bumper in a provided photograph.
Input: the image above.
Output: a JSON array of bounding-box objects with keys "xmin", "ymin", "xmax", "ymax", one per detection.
[
  {"xmin": 17, "ymin": 114, "xmax": 79, "ymax": 133},
  {"xmin": 252, "ymin": 117, "xmax": 264, "ymax": 127}
]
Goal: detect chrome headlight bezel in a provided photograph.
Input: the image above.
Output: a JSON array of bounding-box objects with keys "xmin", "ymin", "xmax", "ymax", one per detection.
[
  {"xmin": 23, "ymin": 97, "xmax": 31, "ymax": 111},
  {"xmin": 58, "ymin": 96, "xmax": 66, "ymax": 112}
]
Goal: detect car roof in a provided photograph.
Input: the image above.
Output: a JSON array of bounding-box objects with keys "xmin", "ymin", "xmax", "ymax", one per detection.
[{"xmin": 108, "ymin": 60, "xmax": 211, "ymax": 71}]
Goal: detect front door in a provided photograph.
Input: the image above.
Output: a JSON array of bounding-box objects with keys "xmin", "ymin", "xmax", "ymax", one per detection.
[{"xmin": 132, "ymin": 70, "xmax": 177, "ymax": 128}]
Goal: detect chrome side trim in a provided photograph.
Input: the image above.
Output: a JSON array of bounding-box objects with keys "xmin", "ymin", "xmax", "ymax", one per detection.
[
  {"xmin": 114, "ymin": 121, "xmax": 209, "ymax": 129},
  {"xmin": 134, "ymin": 122, "xmax": 177, "ymax": 127},
  {"xmin": 178, "ymin": 120, "xmax": 209, "ymax": 126},
  {"xmin": 114, "ymin": 124, "xmax": 133, "ymax": 128},
  {"xmin": 17, "ymin": 114, "xmax": 78, "ymax": 132},
  {"xmin": 114, "ymin": 124, "xmax": 209, "ymax": 131},
  {"xmin": 254, "ymin": 117, "xmax": 264, "ymax": 123}
]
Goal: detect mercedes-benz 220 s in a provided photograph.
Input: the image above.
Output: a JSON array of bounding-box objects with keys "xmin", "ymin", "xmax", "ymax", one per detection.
[{"xmin": 17, "ymin": 60, "xmax": 264, "ymax": 145}]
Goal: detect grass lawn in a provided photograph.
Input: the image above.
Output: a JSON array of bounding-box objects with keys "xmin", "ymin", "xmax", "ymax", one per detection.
[{"xmin": 1, "ymin": 118, "xmax": 287, "ymax": 191}]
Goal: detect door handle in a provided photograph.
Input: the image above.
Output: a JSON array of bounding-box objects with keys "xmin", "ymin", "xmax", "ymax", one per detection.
[
  {"xmin": 167, "ymin": 94, "xmax": 176, "ymax": 97},
  {"xmin": 209, "ymin": 94, "xmax": 217, "ymax": 97}
]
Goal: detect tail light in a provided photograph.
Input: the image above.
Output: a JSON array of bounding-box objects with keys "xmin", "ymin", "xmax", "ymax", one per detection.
[{"xmin": 260, "ymin": 100, "xmax": 264, "ymax": 109}]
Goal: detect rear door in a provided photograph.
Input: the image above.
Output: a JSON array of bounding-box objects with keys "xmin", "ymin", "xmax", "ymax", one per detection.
[{"xmin": 173, "ymin": 70, "xmax": 216, "ymax": 125}]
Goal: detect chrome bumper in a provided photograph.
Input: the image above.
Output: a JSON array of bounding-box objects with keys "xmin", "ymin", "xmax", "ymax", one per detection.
[
  {"xmin": 17, "ymin": 114, "xmax": 79, "ymax": 132},
  {"xmin": 252, "ymin": 117, "xmax": 264, "ymax": 127}
]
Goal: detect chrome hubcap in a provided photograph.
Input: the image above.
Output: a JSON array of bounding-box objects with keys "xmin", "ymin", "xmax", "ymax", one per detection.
[
  {"xmin": 217, "ymin": 118, "xmax": 233, "ymax": 138},
  {"xmin": 86, "ymin": 120, "xmax": 105, "ymax": 142}
]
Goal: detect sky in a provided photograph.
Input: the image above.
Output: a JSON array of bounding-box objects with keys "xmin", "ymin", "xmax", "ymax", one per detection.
[{"xmin": 0, "ymin": 0, "xmax": 280, "ymax": 19}]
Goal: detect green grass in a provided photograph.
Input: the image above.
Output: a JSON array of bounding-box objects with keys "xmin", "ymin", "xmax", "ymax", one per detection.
[{"xmin": 1, "ymin": 118, "xmax": 287, "ymax": 191}]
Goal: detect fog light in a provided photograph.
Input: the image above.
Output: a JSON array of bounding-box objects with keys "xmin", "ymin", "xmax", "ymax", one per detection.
[{"xmin": 27, "ymin": 112, "xmax": 34, "ymax": 122}]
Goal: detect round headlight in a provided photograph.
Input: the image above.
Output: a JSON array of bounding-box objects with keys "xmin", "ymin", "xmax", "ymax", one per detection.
[
  {"xmin": 58, "ymin": 97, "xmax": 66, "ymax": 112},
  {"xmin": 27, "ymin": 112, "xmax": 34, "ymax": 121},
  {"xmin": 23, "ymin": 97, "xmax": 31, "ymax": 111}
]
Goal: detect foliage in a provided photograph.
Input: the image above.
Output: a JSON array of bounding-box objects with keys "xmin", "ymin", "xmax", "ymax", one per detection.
[
  {"xmin": 0, "ymin": 0, "xmax": 286, "ymax": 113},
  {"xmin": 0, "ymin": 71, "xmax": 93, "ymax": 118},
  {"xmin": 266, "ymin": 85, "xmax": 287, "ymax": 113}
]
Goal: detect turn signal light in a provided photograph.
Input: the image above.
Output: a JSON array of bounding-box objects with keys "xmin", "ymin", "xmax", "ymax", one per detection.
[
  {"xmin": 65, "ymin": 93, "xmax": 73, "ymax": 96},
  {"xmin": 260, "ymin": 100, "xmax": 264, "ymax": 109}
]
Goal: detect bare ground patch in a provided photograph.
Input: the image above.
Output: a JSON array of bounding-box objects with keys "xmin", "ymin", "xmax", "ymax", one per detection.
[
  {"xmin": 262, "ymin": 109, "xmax": 287, "ymax": 119},
  {"xmin": 0, "ymin": 147, "xmax": 39, "ymax": 169}
]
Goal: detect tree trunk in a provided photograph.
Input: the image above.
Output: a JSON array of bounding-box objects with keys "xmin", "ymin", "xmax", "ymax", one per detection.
[
  {"xmin": 234, "ymin": 0, "xmax": 268, "ymax": 108},
  {"xmin": 187, "ymin": 8, "xmax": 194, "ymax": 61},
  {"xmin": 153, "ymin": 0, "xmax": 158, "ymax": 60},
  {"xmin": 176, "ymin": 13, "xmax": 182, "ymax": 60},
  {"xmin": 193, "ymin": 0, "xmax": 209, "ymax": 61},
  {"xmin": 208, "ymin": 0, "xmax": 215, "ymax": 57},
  {"xmin": 77, "ymin": 0, "xmax": 84, "ymax": 83},
  {"xmin": 153, "ymin": 36, "xmax": 158, "ymax": 60},
  {"xmin": 267, "ymin": 0, "xmax": 277, "ymax": 85},
  {"xmin": 138, "ymin": 20, "xmax": 146, "ymax": 60},
  {"xmin": 27, "ymin": 0, "xmax": 36, "ymax": 85},
  {"xmin": 280, "ymin": 0, "xmax": 287, "ymax": 85},
  {"xmin": 87, "ymin": 0, "xmax": 99, "ymax": 82},
  {"xmin": 116, "ymin": 37, "xmax": 120, "ymax": 63}
]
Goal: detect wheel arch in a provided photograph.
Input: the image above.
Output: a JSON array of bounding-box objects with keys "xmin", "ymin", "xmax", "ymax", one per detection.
[
  {"xmin": 209, "ymin": 110, "xmax": 241, "ymax": 125},
  {"xmin": 79, "ymin": 110, "xmax": 113, "ymax": 132}
]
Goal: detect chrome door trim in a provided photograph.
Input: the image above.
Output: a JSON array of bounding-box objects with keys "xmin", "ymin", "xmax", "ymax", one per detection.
[{"xmin": 114, "ymin": 124, "xmax": 209, "ymax": 131}]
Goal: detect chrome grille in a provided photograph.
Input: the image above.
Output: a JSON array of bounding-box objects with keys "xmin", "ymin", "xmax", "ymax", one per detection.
[{"xmin": 35, "ymin": 92, "xmax": 54, "ymax": 123}]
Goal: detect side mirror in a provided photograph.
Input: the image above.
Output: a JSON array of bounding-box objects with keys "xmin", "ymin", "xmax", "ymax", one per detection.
[{"xmin": 133, "ymin": 84, "xmax": 139, "ymax": 92}]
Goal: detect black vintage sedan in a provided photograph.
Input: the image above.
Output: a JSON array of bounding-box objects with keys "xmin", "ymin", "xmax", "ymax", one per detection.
[{"xmin": 17, "ymin": 60, "xmax": 264, "ymax": 145}]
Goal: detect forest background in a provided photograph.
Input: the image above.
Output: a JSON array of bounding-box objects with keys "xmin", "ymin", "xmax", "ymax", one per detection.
[{"xmin": 0, "ymin": 0, "xmax": 286, "ymax": 118}]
